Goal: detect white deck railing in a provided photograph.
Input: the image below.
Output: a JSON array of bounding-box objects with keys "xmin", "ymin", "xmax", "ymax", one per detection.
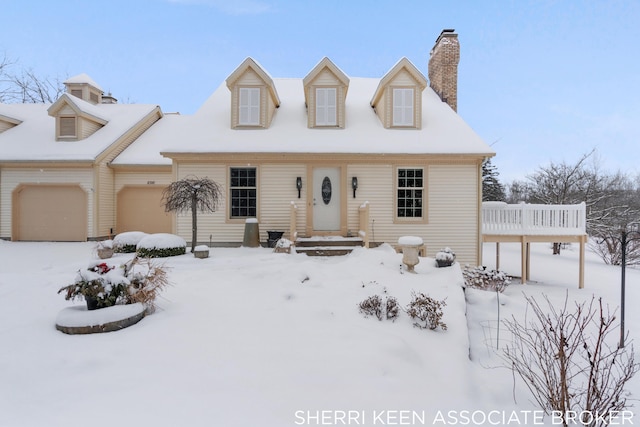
[
  {"xmin": 358, "ymin": 201, "xmax": 370, "ymax": 248},
  {"xmin": 482, "ymin": 202, "xmax": 586, "ymax": 235}
]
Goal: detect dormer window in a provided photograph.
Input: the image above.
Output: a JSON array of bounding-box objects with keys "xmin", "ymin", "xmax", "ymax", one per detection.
[
  {"xmin": 315, "ymin": 87, "xmax": 337, "ymax": 126},
  {"xmin": 59, "ymin": 116, "xmax": 77, "ymax": 138},
  {"xmin": 238, "ymin": 87, "xmax": 261, "ymax": 126},
  {"xmin": 392, "ymin": 88, "xmax": 414, "ymax": 127},
  {"xmin": 303, "ymin": 58, "xmax": 349, "ymax": 129},
  {"xmin": 70, "ymin": 89, "xmax": 82, "ymax": 99},
  {"xmin": 225, "ymin": 58, "xmax": 280, "ymax": 130},
  {"xmin": 370, "ymin": 58, "xmax": 427, "ymax": 130}
]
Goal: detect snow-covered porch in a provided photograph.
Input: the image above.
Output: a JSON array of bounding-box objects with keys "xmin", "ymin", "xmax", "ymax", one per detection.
[{"xmin": 481, "ymin": 202, "xmax": 588, "ymax": 288}]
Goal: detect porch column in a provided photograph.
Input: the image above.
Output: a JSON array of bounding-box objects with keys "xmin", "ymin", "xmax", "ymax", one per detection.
[{"xmin": 521, "ymin": 236, "xmax": 527, "ymax": 285}]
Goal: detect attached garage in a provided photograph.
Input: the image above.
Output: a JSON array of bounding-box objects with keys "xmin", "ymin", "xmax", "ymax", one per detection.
[
  {"xmin": 116, "ymin": 186, "xmax": 171, "ymax": 234},
  {"xmin": 13, "ymin": 184, "xmax": 88, "ymax": 241}
]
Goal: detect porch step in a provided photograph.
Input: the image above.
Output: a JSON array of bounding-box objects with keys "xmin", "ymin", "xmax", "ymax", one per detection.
[{"xmin": 294, "ymin": 236, "xmax": 364, "ymax": 257}]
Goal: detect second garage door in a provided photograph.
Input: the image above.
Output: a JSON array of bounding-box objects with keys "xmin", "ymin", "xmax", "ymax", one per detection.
[{"xmin": 117, "ymin": 186, "xmax": 171, "ymax": 234}]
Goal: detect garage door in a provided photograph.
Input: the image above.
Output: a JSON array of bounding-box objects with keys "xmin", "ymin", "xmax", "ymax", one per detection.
[
  {"xmin": 14, "ymin": 185, "xmax": 87, "ymax": 241},
  {"xmin": 117, "ymin": 186, "xmax": 171, "ymax": 234}
]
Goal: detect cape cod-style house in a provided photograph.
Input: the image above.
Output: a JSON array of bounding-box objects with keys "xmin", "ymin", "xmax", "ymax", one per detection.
[{"xmin": 0, "ymin": 29, "xmax": 500, "ymax": 267}]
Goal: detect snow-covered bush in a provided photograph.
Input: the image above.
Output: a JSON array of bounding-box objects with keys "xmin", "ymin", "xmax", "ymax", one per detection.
[
  {"xmin": 435, "ymin": 247, "xmax": 456, "ymax": 267},
  {"xmin": 462, "ymin": 265, "xmax": 511, "ymax": 292},
  {"xmin": 58, "ymin": 258, "xmax": 170, "ymax": 311},
  {"xmin": 405, "ymin": 292, "xmax": 447, "ymax": 331},
  {"xmin": 113, "ymin": 231, "xmax": 148, "ymax": 253},
  {"xmin": 136, "ymin": 233, "xmax": 186, "ymax": 258}
]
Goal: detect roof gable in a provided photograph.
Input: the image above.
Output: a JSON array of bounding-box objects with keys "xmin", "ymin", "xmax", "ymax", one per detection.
[
  {"xmin": 47, "ymin": 93, "xmax": 108, "ymax": 126},
  {"xmin": 225, "ymin": 57, "xmax": 280, "ymax": 107},
  {"xmin": 303, "ymin": 57, "xmax": 350, "ymax": 89},
  {"xmin": 370, "ymin": 57, "xmax": 427, "ymax": 107}
]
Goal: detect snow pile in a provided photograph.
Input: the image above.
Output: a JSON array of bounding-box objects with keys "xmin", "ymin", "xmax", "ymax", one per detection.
[
  {"xmin": 113, "ymin": 231, "xmax": 148, "ymax": 252},
  {"xmin": 398, "ymin": 235, "xmax": 423, "ymax": 246}
]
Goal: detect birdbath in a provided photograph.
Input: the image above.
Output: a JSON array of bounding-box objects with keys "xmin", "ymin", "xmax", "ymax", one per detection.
[{"xmin": 398, "ymin": 236, "xmax": 423, "ymax": 273}]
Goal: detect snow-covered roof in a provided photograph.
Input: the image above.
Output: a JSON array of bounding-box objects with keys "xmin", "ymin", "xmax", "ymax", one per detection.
[
  {"xmin": 64, "ymin": 73, "xmax": 104, "ymax": 92},
  {"xmin": 113, "ymin": 77, "xmax": 493, "ymax": 165},
  {"xmin": 0, "ymin": 102, "xmax": 160, "ymax": 162}
]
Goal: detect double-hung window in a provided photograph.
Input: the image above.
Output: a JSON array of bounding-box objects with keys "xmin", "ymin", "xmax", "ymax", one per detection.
[
  {"xmin": 230, "ymin": 167, "xmax": 257, "ymax": 218},
  {"xmin": 239, "ymin": 87, "xmax": 260, "ymax": 126},
  {"xmin": 315, "ymin": 87, "xmax": 337, "ymax": 126},
  {"xmin": 397, "ymin": 168, "xmax": 423, "ymax": 218},
  {"xmin": 392, "ymin": 88, "xmax": 414, "ymax": 127}
]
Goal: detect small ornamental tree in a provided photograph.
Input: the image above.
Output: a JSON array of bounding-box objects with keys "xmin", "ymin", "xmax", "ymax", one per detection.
[{"xmin": 162, "ymin": 176, "xmax": 223, "ymax": 253}]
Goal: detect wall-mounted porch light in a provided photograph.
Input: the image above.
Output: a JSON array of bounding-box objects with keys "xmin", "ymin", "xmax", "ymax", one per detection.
[
  {"xmin": 352, "ymin": 176, "xmax": 358, "ymax": 198},
  {"xmin": 296, "ymin": 176, "xmax": 302, "ymax": 198}
]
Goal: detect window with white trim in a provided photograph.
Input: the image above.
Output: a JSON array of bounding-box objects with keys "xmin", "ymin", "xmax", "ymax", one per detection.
[
  {"xmin": 239, "ymin": 87, "xmax": 260, "ymax": 126},
  {"xmin": 397, "ymin": 168, "xmax": 423, "ymax": 218},
  {"xmin": 230, "ymin": 167, "xmax": 257, "ymax": 218},
  {"xmin": 59, "ymin": 117, "xmax": 77, "ymax": 137},
  {"xmin": 315, "ymin": 87, "xmax": 337, "ymax": 126},
  {"xmin": 392, "ymin": 88, "xmax": 414, "ymax": 127}
]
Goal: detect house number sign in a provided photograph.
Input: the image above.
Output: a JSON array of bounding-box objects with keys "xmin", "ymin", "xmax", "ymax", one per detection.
[{"xmin": 321, "ymin": 177, "xmax": 332, "ymax": 205}]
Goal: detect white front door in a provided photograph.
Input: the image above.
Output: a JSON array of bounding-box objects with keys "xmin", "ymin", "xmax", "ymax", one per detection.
[{"xmin": 313, "ymin": 167, "xmax": 341, "ymax": 231}]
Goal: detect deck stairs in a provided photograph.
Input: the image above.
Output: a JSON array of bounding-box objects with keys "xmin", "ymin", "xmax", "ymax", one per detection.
[{"xmin": 294, "ymin": 236, "xmax": 364, "ymax": 257}]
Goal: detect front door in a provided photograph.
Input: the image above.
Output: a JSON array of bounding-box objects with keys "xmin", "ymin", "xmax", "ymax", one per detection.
[{"xmin": 313, "ymin": 167, "xmax": 341, "ymax": 231}]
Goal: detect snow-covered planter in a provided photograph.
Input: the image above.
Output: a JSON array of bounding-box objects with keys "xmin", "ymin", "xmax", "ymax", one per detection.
[
  {"xmin": 435, "ymin": 247, "xmax": 456, "ymax": 267},
  {"xmin": 136, "ymin": 233, "xmax": 186, "ymax": 258},
  {"xmin": 113, "ymin": 231, "xmax": 148, "ymax": 253},
  {"xmin": 274, "ymin": 238, "xmax": 292, "ymax": 254},
  {"xmin": 58, "ymin": 261, "xmax": 129, "ymax": 310},
  {"xmin": 193, "ymin": 245, "xmax": 209, "ymax": 259},
  {"xmin": 58, "ymin": 258, "xmax": 170, "ymax": 312},
  {"xmin": 462, "ymin": 265, "xmax": 511, "ymax": 292}
]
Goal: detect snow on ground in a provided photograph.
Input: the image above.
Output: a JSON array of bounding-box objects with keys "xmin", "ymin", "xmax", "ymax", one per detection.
[{"xmin": 0, "ymin": 240, "xmax": 638, "ymax": 426}]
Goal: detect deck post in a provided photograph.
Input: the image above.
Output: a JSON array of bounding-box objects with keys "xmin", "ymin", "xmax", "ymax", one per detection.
[
  {"xmin": 579, "ymin": 235, "xmax": 585, "ymax": 289},
  {"xmin": 526, "ymin": 242, "xmax": 531, "ymax": 281},
  {"xmin": 495, "ymin": 242, "xmax": 500, "ymax": 270},
  {"xmin": 521, "ymin": 237, "xmax": 527, "ymax": 285}
]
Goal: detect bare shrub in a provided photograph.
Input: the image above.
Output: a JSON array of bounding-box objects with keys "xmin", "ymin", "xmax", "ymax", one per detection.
[
  {"xmin": 386, "ymin": 296, "xmax": 399, "ymax": 322},
  {"xmin": 503, "ymin": 294, "xmax": 638, "ymax": 426},
  {"xmin": 124, "ymin": 257, "xmax": 171, "ymax": 313},
  {"xmin": 405, "ymin": 292, "xmax": 447, "ymax": 331},
  {"xmin": 359, "ymin": 294, "xmax": 399, "ymax": 322},
  {"xmin": 359, "ymin": 295, "xmax": 383, "ymax": 320},
  {"xmin": 463, "ymin": 265, "xmax": 511, "ymax": 292}
]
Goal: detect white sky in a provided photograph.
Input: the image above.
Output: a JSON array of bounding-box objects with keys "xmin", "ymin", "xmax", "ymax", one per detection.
[{"xmin": 1, "ymin": 0, "xmax": 639, "ymax": 182}]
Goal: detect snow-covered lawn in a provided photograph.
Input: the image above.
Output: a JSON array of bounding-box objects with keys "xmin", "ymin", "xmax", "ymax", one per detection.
[{"xmin": 0, "ymin": 240, "xmax": 638, "ymax": 426}]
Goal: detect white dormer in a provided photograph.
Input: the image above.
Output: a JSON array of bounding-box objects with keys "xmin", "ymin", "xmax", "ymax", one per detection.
[
  {"xmin": 302, "ymin": 57, "xmax": 350, "ymax": 129},
  {"xmin": 370, "ymin": 58, "xmax": 427, "ymax": 129},
  {"xmin": 47, "ymin": 93, "xmax": 108, "ymax": 141},
  {"xmin": 64, "ymin": 73, "xmax": 104, "ymax": 105},
  {"xmin": 0, "ymin": 114, "xmax": 22, "ymax": 134},
  {"xmin": 225, "ymin": 58, "xmax": 280, "ymax": 129}
]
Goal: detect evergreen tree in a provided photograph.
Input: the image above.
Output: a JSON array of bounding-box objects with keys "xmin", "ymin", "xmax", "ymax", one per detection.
[{"xmin": 482, "ymin": 158, "xmax": 506, "ymax": 201}]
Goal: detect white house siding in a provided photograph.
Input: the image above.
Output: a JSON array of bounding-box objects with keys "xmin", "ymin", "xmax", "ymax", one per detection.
[
  {"xmin": 260, "ymin": 164, "xmax": 307, "ymax": 241},
  {"xmin": 427, "ymin": 163, "xmax": 480, "ymax": 265},
  {"xmin": 0, "ymin": 167, "xmax": 94, "ymax": 240},
  {"xmin": 346, "ymin": 162, "xmax": 479, "ymax": 265},
  {"xmin": 80, "ymin": 117, "xmax": 102, "ymax": 139},
  {"xmin": 0, "ymin": 121, "xmax": 16, "ymax": 133}
]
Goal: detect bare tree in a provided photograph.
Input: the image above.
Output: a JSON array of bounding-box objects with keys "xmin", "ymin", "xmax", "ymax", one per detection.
[
  {"xmin": 0, "ymin": 52, "xmax": 65, "ymax": 103},
  {"xmin": 503, "ymin": 294, "xmax": 638, "ymax": 426},
  {"xmin": 162, "ymin": 176, "xmax": 223, "ymax": 253}
]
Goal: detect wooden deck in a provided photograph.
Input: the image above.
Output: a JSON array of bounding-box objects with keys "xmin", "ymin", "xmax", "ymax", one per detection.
[{"xmin": 482, "ymin": 202, "xmax": 588, "ymax": 288}]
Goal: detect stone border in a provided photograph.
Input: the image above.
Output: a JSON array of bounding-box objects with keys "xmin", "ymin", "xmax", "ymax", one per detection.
[{"xmin": 55, "ymin": 304, "xmax": 146, "ymax": 335}]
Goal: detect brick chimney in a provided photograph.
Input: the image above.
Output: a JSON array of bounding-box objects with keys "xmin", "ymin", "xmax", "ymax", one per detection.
[{"xmin": 428, "ymin": 29, "xmax": 460, "ymax": 112}]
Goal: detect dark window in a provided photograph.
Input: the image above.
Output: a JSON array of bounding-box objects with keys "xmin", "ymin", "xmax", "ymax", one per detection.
[
  {"xmin": 397, "ymin": 168, "xmax": 423, "ymax": 218},
  {"xmin": 230, "ymin": 167, "xmax": 257, "ymax": 218}
]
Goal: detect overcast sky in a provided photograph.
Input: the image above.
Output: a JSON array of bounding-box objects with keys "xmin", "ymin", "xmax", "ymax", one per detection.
[{"xmin": 2, "ymin": 0, "xmax": 639, "ymax": 183}]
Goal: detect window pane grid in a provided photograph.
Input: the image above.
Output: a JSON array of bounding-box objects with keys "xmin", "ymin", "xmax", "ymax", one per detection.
[
  {"xmin": 397, "ymin": 168, "xmax": 423, "ymax": 218},
  {"xmin": 230, "ymin": 168, "xmax": 257, "ymax": 218}
]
